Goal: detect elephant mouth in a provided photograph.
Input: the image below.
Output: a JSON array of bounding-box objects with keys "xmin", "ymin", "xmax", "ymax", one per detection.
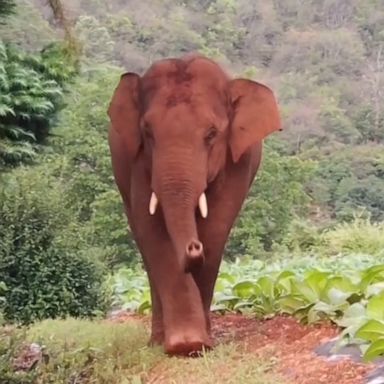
[{"xmin": 148, "ymin": 191, "xmax": 208, "ymax": 219}]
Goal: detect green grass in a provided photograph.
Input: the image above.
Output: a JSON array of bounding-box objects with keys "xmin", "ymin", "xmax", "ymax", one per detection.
[
  {"xmin": 0, "ymin": 318, "xmax": 283, "ymax": 384},
  {"xmin": 160, "ymin": 343, "xmax": 281, "ymax": 384}
]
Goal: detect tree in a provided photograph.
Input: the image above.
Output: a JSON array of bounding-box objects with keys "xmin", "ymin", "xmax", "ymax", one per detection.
[
  {"xmin": 0, "ymin": 0, "xmax": 15, "ymax": 24},
  {"xmin": 361, "ymin": 45, "xmax": 384, "ymax": 142},
  {"xmin": 0, "ymin": 40, "xmax": 75, "ymax": 168},
  {"xmin": 227, "ymin": 144, "xmax": 314, "ymax": 257}
]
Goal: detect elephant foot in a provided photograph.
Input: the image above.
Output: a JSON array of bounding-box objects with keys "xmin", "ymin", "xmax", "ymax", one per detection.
[{"xmin": 165, "ymin": 330, "xmax": 212, "ymax": 357}]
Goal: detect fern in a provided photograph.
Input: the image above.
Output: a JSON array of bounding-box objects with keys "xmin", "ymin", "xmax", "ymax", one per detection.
[
  {"xmin": 0, "ymin": 38, "xmax": 74, "ymax": 167},
  {"xmin": 0, "ymin": 138, "xmax": 36, "ymax": 167},
  {"xmin": 0, "ymin": 124, "xmax": 35, "ymax": 140},
  {"xmin": 0, "ymin": 104, "xmax": 14, "ymax": 116}
]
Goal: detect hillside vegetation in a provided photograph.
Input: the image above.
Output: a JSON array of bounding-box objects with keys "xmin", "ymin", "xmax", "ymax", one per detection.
[{"xmin": 1, "ymin": 0, "xmax": 384, "ymax": 366}]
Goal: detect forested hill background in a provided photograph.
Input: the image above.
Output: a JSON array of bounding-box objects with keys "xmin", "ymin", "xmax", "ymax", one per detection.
[{"xmin": 1, "ymin": 0, "xmax": 384, "ymax": 278}]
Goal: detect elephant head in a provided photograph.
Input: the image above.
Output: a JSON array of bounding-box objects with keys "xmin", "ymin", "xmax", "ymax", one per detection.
[{"xmin": 108, "ymin": 56, "xmax": 281, "ymax": 273}]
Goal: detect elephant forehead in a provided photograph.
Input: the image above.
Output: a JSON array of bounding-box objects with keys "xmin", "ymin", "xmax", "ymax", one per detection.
[
  {"xmin": 144, "ymin": 90, "xmax": 228, "ymax": 127},
  {"xmin": 143, "ymin": 79, "xmax": 221, "ymax": 107},
  {"xmin": 142, "ymin": 59, "xmax": 228, "ymax": 108}
]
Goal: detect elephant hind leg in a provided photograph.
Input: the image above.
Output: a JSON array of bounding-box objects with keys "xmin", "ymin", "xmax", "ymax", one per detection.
[{"xmin": 148, "ymin": 283, "xmax": 164, "ymax": 346}]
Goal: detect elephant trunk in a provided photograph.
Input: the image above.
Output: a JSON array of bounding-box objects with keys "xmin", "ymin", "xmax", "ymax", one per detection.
[
  {"xmin": 151, "ymin": 149, "xmax": 207, "ymax": 273},
  {"xmin": 161, "ymin": 191, "xmax": 203, "ymax": 273}
]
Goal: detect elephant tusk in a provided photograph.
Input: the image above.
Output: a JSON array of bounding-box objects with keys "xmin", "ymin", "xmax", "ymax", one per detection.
[
  {"xmin": 149, "ymin": 192, "xmax": 158, "ymax": 215},
  {"xmin": 198, "ymin": 193, "xmax": 208, "ymax": 218}
]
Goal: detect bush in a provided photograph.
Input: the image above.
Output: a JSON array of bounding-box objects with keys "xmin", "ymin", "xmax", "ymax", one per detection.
[
  {"xmin": 321, "ymin": 217, "xmax": 384, "ymax": 256},
  {"xmin": 227, "ymin": 144, "xmax": 314, "ymax": 258},
  {"xmin": 0, "ymin": 40, "xmax": 77, "ymax": 169},
  {"xmin": 0, "ymin": 318, "xmax": 159, "ymax": 384},
  {"xmin": 0, "ymin": 166, "xmax": 108, "ymax": 324}
]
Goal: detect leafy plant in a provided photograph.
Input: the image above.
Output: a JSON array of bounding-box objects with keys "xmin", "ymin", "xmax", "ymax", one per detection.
[
  {"xmin": 111, "ymin": 254, "xmax": 384, "ymax": 362},
  {"xmin": 0, "ymin": 166, "xmax": 109, "ymax": 324},
  {"xmin": 0, "ymin": 0, "xmax": 15, "ymax": 24},
  {"xmin": 0, "ymin": 39, "xmax": 75, "ymax": 168}
]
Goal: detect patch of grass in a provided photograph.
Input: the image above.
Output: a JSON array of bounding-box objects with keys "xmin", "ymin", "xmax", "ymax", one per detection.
[
  {"xmin": 27, "ymin": 318, "xmax": 163, "ymax": 383},
  {"xmin": 161, "ymin": 343, "xmax": 282, "ymax": 384},
  {"xmin": 0, "ymin": 318, "xmax": 284, "ymax": 384}
]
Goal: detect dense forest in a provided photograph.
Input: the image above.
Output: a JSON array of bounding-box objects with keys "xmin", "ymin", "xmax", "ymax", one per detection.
[{"xmin": 0, "ymin": 0, "xmax": 384, "ymax": 323}]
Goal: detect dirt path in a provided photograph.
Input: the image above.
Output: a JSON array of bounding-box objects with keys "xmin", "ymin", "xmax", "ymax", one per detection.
[
  {"xmin": 211, "ymin": 314, "xmax": 373, "ymax": 384},
  {"xmin": 110, "ymin": 312, "xmax": 376, "ymax": 384}
]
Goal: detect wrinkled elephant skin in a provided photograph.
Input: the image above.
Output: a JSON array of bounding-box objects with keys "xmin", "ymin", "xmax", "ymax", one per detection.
[{"xmin": 107, "ymin": 54, "xmax": 281, "ymax": 356}]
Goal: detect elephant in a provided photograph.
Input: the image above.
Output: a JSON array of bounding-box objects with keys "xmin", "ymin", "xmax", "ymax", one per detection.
[{"xmin": 107, "ymin": 54, "xmax": 281, "ymax": 356}]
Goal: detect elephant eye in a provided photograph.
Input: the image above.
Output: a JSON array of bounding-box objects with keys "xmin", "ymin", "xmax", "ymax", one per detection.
[{"xmin": 205, "ymin": 127, "xmax": 218, "ymax": 144}]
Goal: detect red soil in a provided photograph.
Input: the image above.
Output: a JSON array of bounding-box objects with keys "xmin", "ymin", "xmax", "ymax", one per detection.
[{"xmin": 110, "ymin": 312, "xmax": 375, "ymax": 384}]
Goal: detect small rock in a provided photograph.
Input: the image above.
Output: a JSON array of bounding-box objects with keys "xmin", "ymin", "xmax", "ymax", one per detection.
[
  {"xmin": 12, "ymin": 343, "xmax": 44, "ymax": 372},
  {"xmin": 366, "ymin": 376, "xmax": 384, "ymax": 384}
]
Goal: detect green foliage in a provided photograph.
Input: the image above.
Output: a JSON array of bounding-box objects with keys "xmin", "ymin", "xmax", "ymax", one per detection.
[
  {"xmin": 321, "ymin": 218, "xmax": 384, "ymax": 256},
  {"xmin": 75, "ymin": 15, "xmax": 115, "ymax": 64},
  {"xmin": 0, "ymin": 40, "xmax": 76, "ymax": 168},
  {"xmin": 0, "ymin": 318, "xmax": 282, "ymax": 384},
  {"xmin": 48, "ymin": 66, "xmax": 138, "ymax": 267},
  {"xmin": 227, "ymin": 146, "xmax": 314, "ymax": 256},
  {"xmin": 0, "ymin": 0, "xmax": 57, "ymax": 50},
  {"xmin": 111, "ymin": 254, "xmax": 384, "ymax": 362},
  {"xmin": 312, "ymin": 145, "xmax": 384, "ymax": 221},
  {"xmin": 0, "ymin": 166, "xmax": 109, "ymax": 324},
  {"xmin": 0, "ymin": 319, "xmax": 161, "ymax": 383},
  {"xmin": 0, "ymin": 0, "xmax": 14, "ymax": 23}
]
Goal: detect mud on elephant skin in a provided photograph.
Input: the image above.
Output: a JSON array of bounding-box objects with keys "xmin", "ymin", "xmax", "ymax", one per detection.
[{"xmin": 107, "ymin": 54, "xmax": 282, "ymax": 356}]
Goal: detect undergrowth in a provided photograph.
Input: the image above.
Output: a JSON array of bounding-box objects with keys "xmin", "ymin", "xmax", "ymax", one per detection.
[{"xmin": 0, "ymin": 319, "xmax": 282, "ymax": 384}]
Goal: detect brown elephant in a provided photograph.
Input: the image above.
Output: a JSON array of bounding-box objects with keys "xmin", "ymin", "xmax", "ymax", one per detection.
[{"xmin": 107, "ymin": 54, "xmax": 281, "ymax": 356}]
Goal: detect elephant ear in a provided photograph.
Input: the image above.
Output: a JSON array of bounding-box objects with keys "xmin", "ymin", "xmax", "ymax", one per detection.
[
  {"xmin": 108, "ymin": 72, "xmax": 141, "ymax": 160},
  {"xmin": 228, "ymin": 79, "xmax": 281, "ymax": 163}
]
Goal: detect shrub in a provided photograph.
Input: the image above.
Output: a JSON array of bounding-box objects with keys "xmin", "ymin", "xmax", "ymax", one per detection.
[
  {"xmin": 321, "ymin": 217, "xmax": 384, "ymax": 256},
  {"xmin": 0, "ymin": 318, "xmax": 160, "ymax": 384},
  {"xmin": 227, "ymin": 145, "xmax": 314, "ymax": 257},
  {"xmin": 0, "ymin": 166, "xmax": 108, "ymax": 324},
  {"xmin": 0, "ymin": 40, "xmax": 76, "ymax": 168}
]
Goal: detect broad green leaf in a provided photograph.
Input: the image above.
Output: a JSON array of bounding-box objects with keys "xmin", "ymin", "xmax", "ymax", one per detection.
[
  {"xmin": 232, "ymin": 280, "xmax": 257, "ymax": 298},
  {"xmin": 363, "ymin": 338, "xmax": 384, "ymax": 362},
  {"xmin": 356, "ymin": 319, "xmax": 384, "ymax": 342},
  {"xmin": 327, "ymin": 288, "xmax": 351, "ymax": 306},
  {"xmin": 217, "ymin": 272, "xmax": 237, "ymax": 284},
  {"xmin": 336, "ymin": 302, "xmax": 366, "ymax": 328},
  {"xmin": 138, "ymin": 300, "xmax": 151, "ymax": 314},
  {"xmin": 366, "ymin": 282, "xmax": 384, "ymax": 297},
  {"xmin": 234, "ymin": 301, "xmax": 253, "ymax": 311},
  {"xmin": 344, "ymin": 302, "xmax": 366, "ymax": 318},
  {"xmin": 255, "ymin": 276, "xmax": 275, "ymax": 299},
  {"xmin": 304, "ymin": 270, "xmax": 329, "ymax": 298},
  {"xmin": 211, "ymin": 303, "xmax": 229, "ymax": 312},
  {"xmin": 361, "ymin": 266, "xmax": 384, "ymax": 290},
  {"xmin": 322, "ymin": 276, "xmax": 356, "ymax": 301},
  {"xmin": 276, "ymin": 271, "xmax": 295, "ymax": 292},
  {"xmin": 291, "ymin": 280, "xmax": 318, "ymax": 303},
  {"xmin": 308, "ymin": 302, "xmax": 335, "ymax": 323},
  {"xmin": 366, "ymin": 293, "xmax": 384, "ymax": 320},
  {"xmin": 294, "ymin": 303, "xmax": 315, "ymax": 323},
  {"xmin": 277, "ymin": 295, "xmax": 308, "ymax": 314}
]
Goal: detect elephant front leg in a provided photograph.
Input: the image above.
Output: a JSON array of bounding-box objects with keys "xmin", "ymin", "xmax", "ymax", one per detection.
[
  {"xmin": 161, "ymin": 272, "xmax": 213, "ymax": 355},
  {"xmin": 194, "ymin": 165, "xmax": 254, "ymax": 338},
  {"xmin": 135, "ymin": 219, "xmax": 212, "ymax": 356},
  {"xmin": 192, "ymin": 247, "xmax": 225, "ymax": 336},
  {"xmin": 148, "ymin": 283, "xmax": 164, "ymax": 346}
]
